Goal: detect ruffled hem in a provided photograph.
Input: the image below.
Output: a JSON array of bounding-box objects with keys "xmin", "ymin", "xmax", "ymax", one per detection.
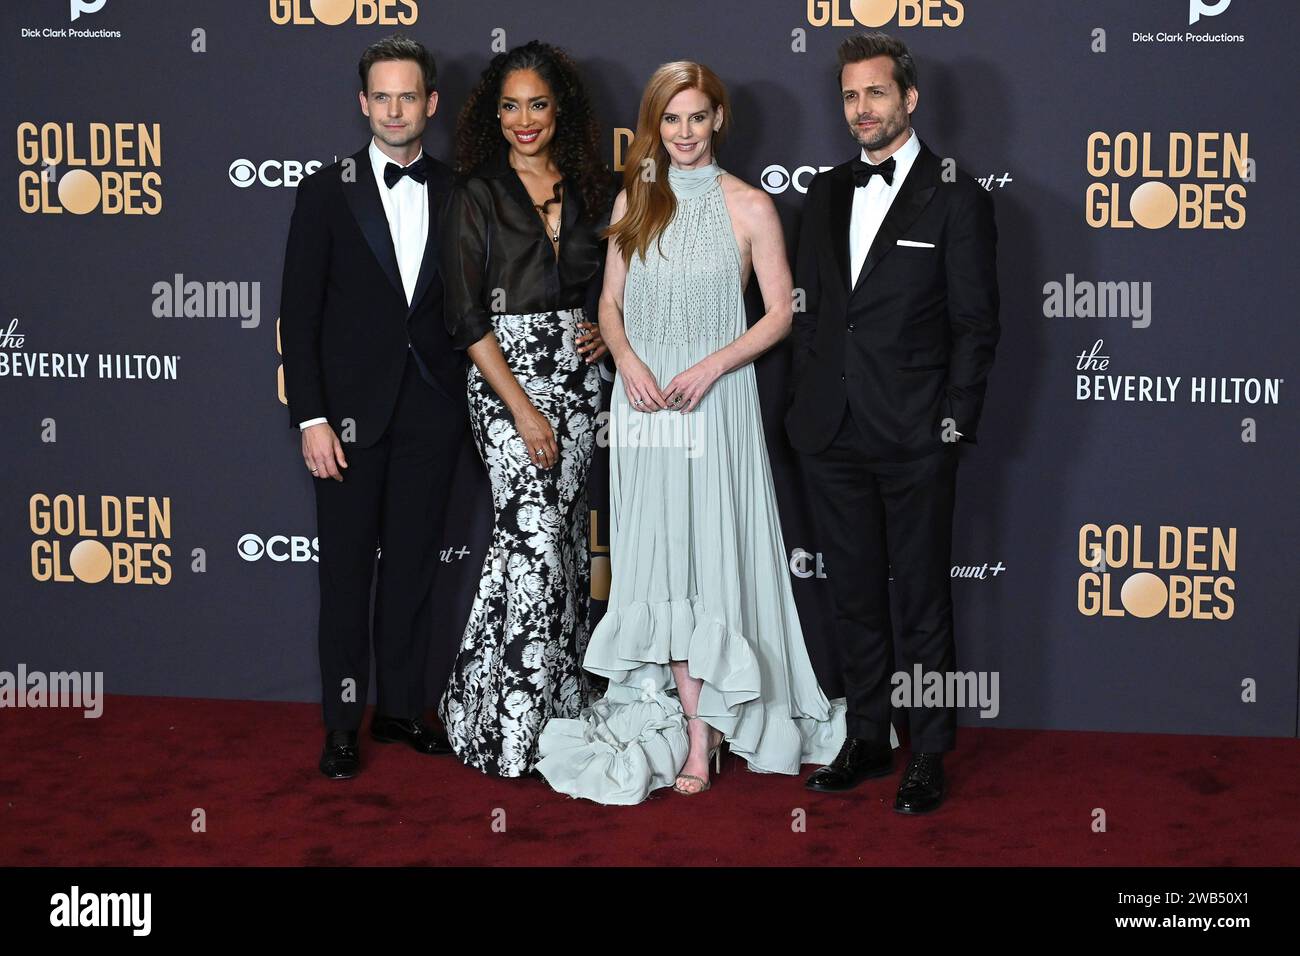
[
  {"xmin": 535, "ymin": 687, "xmax": 688, "ymax": 805},
  {"xmin": 535, "ymin": 597, "xmax": 853, "ymax": 804},
  {"xmin": 583, "ymin": 595, "xmax": 763, "ymax": 710}
]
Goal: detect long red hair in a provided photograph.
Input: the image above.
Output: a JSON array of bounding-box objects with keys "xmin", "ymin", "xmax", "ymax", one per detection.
[{"xmin": 608, "ymin": 61, "xmax": 732, "ymax": 265}]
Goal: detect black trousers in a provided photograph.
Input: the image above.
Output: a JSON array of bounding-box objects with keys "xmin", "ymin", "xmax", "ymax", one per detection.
[
  {"xmin": 800, "ymin": 406, "xmax": 958, "ymax": 753},
  {"xmin": 314, "ymin": 352, "xmax": 467, "ymax": 731}
]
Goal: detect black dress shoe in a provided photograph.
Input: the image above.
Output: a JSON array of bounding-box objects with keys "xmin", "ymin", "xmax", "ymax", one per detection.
[
  {"xmin": 805, "ymin": 737, "xmax": 893, "ymax": 792},
  {"xmin": 319, "ymin": 730, "xmax": 359, "ymax": 779},
  {"xmin": 369, "ymin": 714, "xmax": 453, "ymax": 755},
  {"xmin": 894, "ymin": 752, "xmax": 946, "ymax": 814}
]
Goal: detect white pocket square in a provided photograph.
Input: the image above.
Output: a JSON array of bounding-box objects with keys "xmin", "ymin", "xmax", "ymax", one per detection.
[{"xmin": 897, "ymin": 239, "xmax": 935, "ymax": 248}]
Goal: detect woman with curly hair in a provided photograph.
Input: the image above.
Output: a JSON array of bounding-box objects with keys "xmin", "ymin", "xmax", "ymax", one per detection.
[{"xmin": 438, "ymin": 40, "xmax": 613, "ymax": 778}]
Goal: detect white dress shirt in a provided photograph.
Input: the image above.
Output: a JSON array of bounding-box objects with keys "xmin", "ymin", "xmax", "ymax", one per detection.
[
  {"xmin": 848, "ymin": 126, "xmax": 921, "ymax": 288},
  {"xmin": 300, "ymin": 138, "xmax": 428, "ymax": 431}
]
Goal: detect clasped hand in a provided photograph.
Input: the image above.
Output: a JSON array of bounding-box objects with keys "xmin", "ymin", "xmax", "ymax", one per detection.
[{"xmin": 622, "ymin": 355, "xmax": 723, "ymax": 413}]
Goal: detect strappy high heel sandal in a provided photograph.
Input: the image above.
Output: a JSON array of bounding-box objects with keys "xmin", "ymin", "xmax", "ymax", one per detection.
[{"xmin": 673, "ymin": 714, "xmax": 724, "ymax": 795}]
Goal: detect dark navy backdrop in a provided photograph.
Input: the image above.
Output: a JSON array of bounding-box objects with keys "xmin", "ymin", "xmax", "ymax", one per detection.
[{"xmin": 4, "ymin": 0, "xmax": 1296, "ymax": 738}]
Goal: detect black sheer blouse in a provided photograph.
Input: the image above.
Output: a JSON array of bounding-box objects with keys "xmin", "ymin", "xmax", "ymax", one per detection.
[{"xmin": 441, "ymin": 150, "xmax": 612, "ymax": 350}]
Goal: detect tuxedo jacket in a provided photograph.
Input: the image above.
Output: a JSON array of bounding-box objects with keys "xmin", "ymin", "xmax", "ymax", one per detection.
[
  {"xmin": 784, "ymin": 142, "xmax": 1000, "ymax": 459},
  {"xmin": 280, "ymin": 144, "xmax": 466, "ymax": 449}
]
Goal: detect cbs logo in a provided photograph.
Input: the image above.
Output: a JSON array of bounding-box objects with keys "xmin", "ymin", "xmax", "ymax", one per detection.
[
  {"xmin": 237, "ymin": 533, "xmax": 319, "ymax": 563},
  {"xmin": 760, "ymin": 164, "xmax": 833, "ymax": 195},
  {"xmin": 789, "ymin": 548, "xmax": 827, "ymax": 579},
  {"xmin": 229, "ymin": 158, "xmax": 323, "ymax": 189}
]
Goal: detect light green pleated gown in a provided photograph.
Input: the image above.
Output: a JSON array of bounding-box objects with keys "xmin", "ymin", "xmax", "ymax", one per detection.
[{"xmin": 535, "ymin": 162, "xmax": 851, "ymax": 804}]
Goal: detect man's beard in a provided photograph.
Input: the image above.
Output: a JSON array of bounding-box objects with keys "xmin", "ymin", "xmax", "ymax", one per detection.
[{"xmin": 852, "ymin": 112, "xmax": 906, "ymax": 152}]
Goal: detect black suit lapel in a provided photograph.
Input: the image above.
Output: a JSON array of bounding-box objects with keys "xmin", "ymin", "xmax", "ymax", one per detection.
[
  {"xmin": 341, "ymin": 144, "xmax": 406, "ymax": 304},
  {"xmin": 407, "ymin": 161, "xmax": 449, "ymax": 315},
  {"xmin": 828, "ymin": 163, "xmax": 855, "ymax": 293},
  {"xmin": 851, "ymin": 143, "xmax": 940, "ymax": 296}
]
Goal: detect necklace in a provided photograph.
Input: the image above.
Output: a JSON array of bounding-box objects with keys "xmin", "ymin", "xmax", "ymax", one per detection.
[
  {"xmin": 510, "ymin": 155, "xmax": 563, "ymax": 246},
  {"xmin": 534, "ymin": 190, "xmax": 562, "ymax": 245}
]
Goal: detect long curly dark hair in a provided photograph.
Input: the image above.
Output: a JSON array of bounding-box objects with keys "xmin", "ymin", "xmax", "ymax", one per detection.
[{"xmin": 454, "ymin": 41, "xmax": 610, "ymax": 223}]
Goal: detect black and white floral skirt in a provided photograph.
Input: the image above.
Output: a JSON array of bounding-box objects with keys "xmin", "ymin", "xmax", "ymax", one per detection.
[{"xmin": 439, "ymin": 308, "xmax": 602, "ymax": 777}]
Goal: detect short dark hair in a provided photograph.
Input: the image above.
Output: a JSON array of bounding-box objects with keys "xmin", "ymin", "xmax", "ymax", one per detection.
[
  {"xmin": 836, "ymin": 31, "xmax": 917, "ymax": 95},
  {"xmin": 358, "ymin": 33, "xmax": 437, "ymax": 95}
]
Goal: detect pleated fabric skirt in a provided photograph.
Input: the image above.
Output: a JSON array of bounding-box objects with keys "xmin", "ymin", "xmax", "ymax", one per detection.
[{"xmin": 536, "ymin": 333, "xmax": 850, "ymax": 804}]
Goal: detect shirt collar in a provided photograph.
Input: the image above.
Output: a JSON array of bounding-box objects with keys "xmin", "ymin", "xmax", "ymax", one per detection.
[
  {"xmin": 368, "ymin": 138, "xmax": 425, "ymax": 184},
  {"xmin": 860, "ymin": 127, "xmax": 921, "ymax": 179},
  {"xmin": 477, "ymin": 147, "xmax": 566, "ymax": 184}
]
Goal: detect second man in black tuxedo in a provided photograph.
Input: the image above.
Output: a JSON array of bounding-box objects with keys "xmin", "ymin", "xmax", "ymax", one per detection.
[
  {"xmin": 786, "ymin": 32, "xmax": 1000, "ymax": 813},
  {"xmin": 280, "ymin": 35, "xmax": 467, "ymax": 779}
]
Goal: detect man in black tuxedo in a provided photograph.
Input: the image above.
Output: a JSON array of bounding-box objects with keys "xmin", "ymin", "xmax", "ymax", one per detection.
[
  {"xmin": 280, "ymin": 35, "xmax": 467, "ymax": 779},
  {"xmin": 786, "ymin": 32, "xmax": 999, "ymax": 813}
]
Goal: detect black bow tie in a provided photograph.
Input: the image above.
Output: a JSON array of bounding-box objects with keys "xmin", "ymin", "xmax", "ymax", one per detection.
[
  {"xmin": 851, "ymin": 155, "xmax": 895, "ymax": 187},
  {"xmin": 383, "ymin": 155, "xmax": 427, "ymax": 189}
]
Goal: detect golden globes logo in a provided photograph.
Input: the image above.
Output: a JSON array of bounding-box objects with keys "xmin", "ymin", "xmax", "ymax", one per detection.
[
  {"xmin": 806, "ymin": 0, "xmax": 964, "ymax": 27},
  {"xmin": 30, "ymin": 494, "xmax": 173, "ymax": 585},
  {"xmin": 1077, "ymin": 524, "xmax": 1235, "ymax": 620},
  {"xmin": 1085, "ymin": 131, "xmax": 1248, "ymax": 229},
  {"xmin": 269, "ymin": 0, "xmax": 418, "ymax": 24},
  {"xmin": 17, "ymin": 122, "xmax": 162, "ymax": 215}
]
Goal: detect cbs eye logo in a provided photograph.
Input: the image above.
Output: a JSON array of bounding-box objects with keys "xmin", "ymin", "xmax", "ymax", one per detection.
[
  {"xmin": 760, "ymin": 164, "xmax": 832, "ymax": 195},
  {"xmin": 229, "ymin": 158, "xmax": 322, "ymax": 189},
  {"xmin": 268, "ymin": 0, "xmax": 418, "ymax": 25},
  {"xmin": 238, "ymin": 533, "xmax": 319, "ymax": 563}
]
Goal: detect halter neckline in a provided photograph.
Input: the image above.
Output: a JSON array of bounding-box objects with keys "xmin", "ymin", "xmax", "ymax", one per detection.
[{"xmin": 667, "ymin": 161, "xmax": 722, "ymax": 199}]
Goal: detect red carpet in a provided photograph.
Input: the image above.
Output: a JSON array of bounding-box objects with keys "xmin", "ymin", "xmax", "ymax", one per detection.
[{"xmin": 2, "ymin": 695, "xmax": 1295, "ymax": 866}]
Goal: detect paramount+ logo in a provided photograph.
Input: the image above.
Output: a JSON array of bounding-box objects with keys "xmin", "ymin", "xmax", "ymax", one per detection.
[
  {"xmin": 1077, "ymin": 523, "xmax": 1235, "ymax": 621},
  {"xmin": 268, "ymin": 0, "xmax": 418, "ymax": 25},
  {"xmin": 1085, "ymin": 131, "xmax": 1249, "ymax": 229},
  {"xmin": 30, "ymin": 493, "xmax": 173, "ymax": 585},
  {"xmin": 806, "ymin": 0, "xmax": 964, "ymax": 28},
  {"xmin": 17, "ymin": 121, "xmax": 162, "ymax": 215}
]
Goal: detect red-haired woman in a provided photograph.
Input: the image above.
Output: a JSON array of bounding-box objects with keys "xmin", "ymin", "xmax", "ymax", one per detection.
[{"xmin": 536, "ymin": 62, "xmax": 845, "ymax": 803}]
